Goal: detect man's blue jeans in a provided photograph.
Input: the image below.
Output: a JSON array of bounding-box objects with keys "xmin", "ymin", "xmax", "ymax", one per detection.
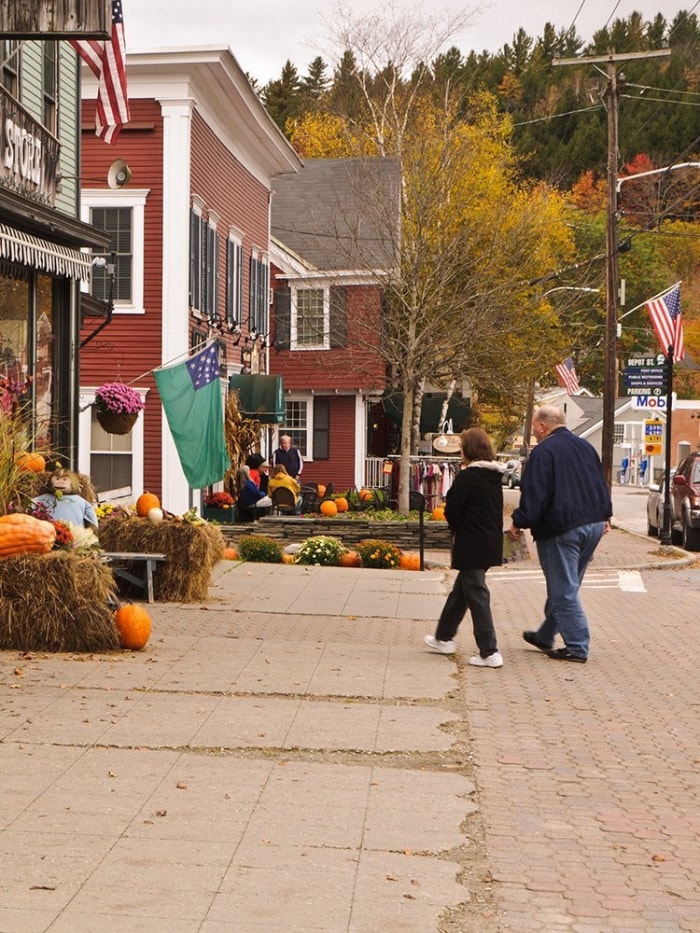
[{"xmin": 535, "ymin": 522, "xmax": 606, "ymax": 658}]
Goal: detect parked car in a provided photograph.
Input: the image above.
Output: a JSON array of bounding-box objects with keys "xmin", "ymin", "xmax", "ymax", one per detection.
[
  {"xmin": 670, "ymin": 452, "xmax": 700, "ymax": 550},
  {"xmin": 502, "ymin": 460, "xmax": 522, "ymax": 489},
  {"xmin": 646, "ymin": 471, "xmax": 673, "ymax": 539}
]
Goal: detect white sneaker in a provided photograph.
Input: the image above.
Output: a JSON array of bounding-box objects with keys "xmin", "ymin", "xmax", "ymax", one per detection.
[
  {"xmin": 468, "ymin": 651, "xmax": 503, "ymax": 668},
  {"xmin": 424, "ymin": 635, "xmax": 456, "ymax": 655}
]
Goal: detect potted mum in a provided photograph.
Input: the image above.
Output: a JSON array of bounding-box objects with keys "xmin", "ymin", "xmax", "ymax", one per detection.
[
  {"xmin": 94, "ymin": 382, "xmax": 144, "ymax": 435},
  {"xmin": 202, "ymin": 490, "xmax": 236, "ymax": 523}
]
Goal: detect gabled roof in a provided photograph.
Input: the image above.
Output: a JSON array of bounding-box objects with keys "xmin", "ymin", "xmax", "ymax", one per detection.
[
  {"xmin": 271, "ymin": 158, "xmax": 401, "ymax": 273},
  {"xmin": 561, "ymin": 395, "xmax": 639, "ymax": 438},
  {"xmin": 97, "ymin": 47, "xmax": 302, "ymax": 182}
]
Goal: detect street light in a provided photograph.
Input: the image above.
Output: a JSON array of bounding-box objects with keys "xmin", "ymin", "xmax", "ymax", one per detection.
[
  {"xmin": 616, "ymin": 162, "xmax": 700, "ymax": 194},
  {"xmin": 543, "ymin": 286, "xmax": 600, "ymax": 298}
]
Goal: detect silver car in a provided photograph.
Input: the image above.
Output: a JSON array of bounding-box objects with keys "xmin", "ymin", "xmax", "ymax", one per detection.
[{"xmin": 646, "ymin": 471, "xmax": 674, "ymax": 539}]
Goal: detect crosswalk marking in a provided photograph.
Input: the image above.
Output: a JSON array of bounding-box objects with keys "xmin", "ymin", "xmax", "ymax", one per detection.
[{"xmin": 489, "ymin": 569, "xmax": 646, "ymax": 593}]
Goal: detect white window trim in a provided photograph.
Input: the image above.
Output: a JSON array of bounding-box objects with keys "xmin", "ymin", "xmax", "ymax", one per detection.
[
  {"xmin": 291, "ymin": 284, "xmax": 329, "ymax": 351},
  {"xmin": 81, "ymin": 188, "xmax": 149, "ymax": 315},
  {"xmin": 78, "ymin": 387, "xmax": 147, "ymax": 500},
  {"xmin": 281, "ymin": 394, "xmax": 313, "ymax": 461},
  {"xmin": 227, "ymin": 231, "xmax": 243, "ymax": 328}
]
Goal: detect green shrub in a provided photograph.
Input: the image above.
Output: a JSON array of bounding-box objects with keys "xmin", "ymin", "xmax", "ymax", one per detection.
[
  {"xmin": 296, "ymin": 535, "xmax": 345, "ymax": 566},
  {"xmin": 355, "ymin": 538, "xmax": 402, "ymax": 569},
  {"xmin": 237, "ymin": 534, "xmax": 283, "ymax": 563}
]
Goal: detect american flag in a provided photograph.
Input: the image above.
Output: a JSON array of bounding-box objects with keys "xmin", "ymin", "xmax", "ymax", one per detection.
[
  {"xmin": 71, "ymin": 0, "xmax": 130, "ymax": 144},
  {"xmin": 646, "ymin": 284, "xmax": 684, "ymax": 362},
  {"xmin": 555, "ymin": 357, "xmax": 580, "ymax": 394}
]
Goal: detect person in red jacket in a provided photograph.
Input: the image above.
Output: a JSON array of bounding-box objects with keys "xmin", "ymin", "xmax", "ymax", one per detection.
[{"xmin": 424, "ymin": 427, "xmax": 505, "ymax": 668}]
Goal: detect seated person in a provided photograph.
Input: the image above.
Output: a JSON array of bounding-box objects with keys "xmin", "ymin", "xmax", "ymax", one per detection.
[
  {"xmin": 32, "ymin": 468, "xmax": 99, "ymax": 531},
  {"xmin": 267, "ymin": 464, "xmax": 301, "ymax": 512},
  {"xmin": 236, "ymin": 465, "xmax": 272, "ymax": 520},
  {"xmin": 246, "ymin": 453, "xmax": 269, "ymax": 494}
]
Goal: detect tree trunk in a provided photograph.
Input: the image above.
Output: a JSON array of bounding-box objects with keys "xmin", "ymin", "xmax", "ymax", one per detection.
[
  {"xmin": 438, "ymin": 378, "xmax": 457, "ymax": 433},
  {"xmin": 411, "ymin": 377, "xmax": 425, "ymax": 454},
  {"xmin": 398, "ymin": 380, "xmax": 414, "ymax": 513}
]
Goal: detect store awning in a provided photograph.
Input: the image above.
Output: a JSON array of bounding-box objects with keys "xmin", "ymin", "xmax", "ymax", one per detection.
[
  {"xmin": 383, "ymin": 393, "xmax": 471, "ymax": 434},
  {"xmin": 0, "ymin": 223, "xmax": 92, "ymax": 281},
  {"xmin": 229, "ymin": 374, "xmax": 285, "ymax": 424}
]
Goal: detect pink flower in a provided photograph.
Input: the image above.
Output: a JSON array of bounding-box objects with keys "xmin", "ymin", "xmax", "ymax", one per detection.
[{"xmin": 94, "ymin": 383, "xmax": 144, "ymax": 415}]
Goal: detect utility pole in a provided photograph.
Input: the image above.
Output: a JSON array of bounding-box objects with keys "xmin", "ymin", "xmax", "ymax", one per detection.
[{"xmin": 553, "ymin": 48, "xmax": 670, "ymax": 488}]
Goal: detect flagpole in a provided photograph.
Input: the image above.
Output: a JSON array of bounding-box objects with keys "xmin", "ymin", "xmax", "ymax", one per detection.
[
  {"xmin": 660, "ymin": 345, "xmax": 675, "ymax": 546},
  {"xmin": 128, "ymin": 339, "xmax": 218, "ymax": 386}
]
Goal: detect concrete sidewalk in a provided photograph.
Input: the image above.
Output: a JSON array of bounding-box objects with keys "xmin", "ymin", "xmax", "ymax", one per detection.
[{"xmin": 0, "ymin": 529, "xmax": 697, "ymax": 932}]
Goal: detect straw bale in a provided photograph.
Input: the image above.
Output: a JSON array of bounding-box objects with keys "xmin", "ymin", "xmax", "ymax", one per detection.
[
  {"xmin": 98, "ymin": 515, "xmax": 226, "ymax": 602},
  {"xmin": 0, "ymin": 551, "xmax": 119, "ymax": 652}
]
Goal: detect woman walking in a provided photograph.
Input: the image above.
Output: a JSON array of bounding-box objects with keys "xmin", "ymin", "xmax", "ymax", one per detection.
[{"xmin": 424, "ymin": 427, "xmax": 505, "ymax": 667}]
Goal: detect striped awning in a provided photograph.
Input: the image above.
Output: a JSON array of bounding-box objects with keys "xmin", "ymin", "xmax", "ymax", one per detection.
[{"xmin": 0, "ymin": 223, "xmax": 92, "ymax": 282}]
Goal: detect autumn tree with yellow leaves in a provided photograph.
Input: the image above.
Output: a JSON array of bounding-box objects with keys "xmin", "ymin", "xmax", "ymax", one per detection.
[{"xmin": 285, "ymin": 6, "xmax": 576, "ymax": 509}]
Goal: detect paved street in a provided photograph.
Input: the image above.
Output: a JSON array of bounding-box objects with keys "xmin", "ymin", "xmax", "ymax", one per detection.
[{"xmin": 1, "ymin": 491, "xmax": 700, "ymax": 931}]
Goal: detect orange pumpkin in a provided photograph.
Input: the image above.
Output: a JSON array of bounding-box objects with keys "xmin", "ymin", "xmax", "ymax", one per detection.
[
  {"xmin": 431, "ymin": 506, "xmax": 446, "ymax": 521},
  {"xmin": 282, "ymin": 553, "xmax": 296, "ymax": 565},
  {"xmin": 359, "ymin": 488, "xmax": 373, "ymax": 501},
  {"xmin": 136, "ymin": 491, "xmax": 160, "ymax": 517},
  {"xmin": 15, "ymin": 451, "xmax": 46, "ymax": 474},
  {"xmin": 0, "ymin": 513, "xmax": 56, "ymax": 558},
  {"xmin": 316, "ymin": 484, "xmax": 326, "ymax": 498},
  {"xmin": 115, "ymin": 604, "xmax": 152, "ymax": 650},
  {"xmin": 339, "ymin": 549, "xmax": 361, "ymax": 567},
  {"xmin": 223, "ymin": 547, "xmax": 239, "ymax": 560},
  {"xmin": 400, "ymin": 552, "xmax": 421, "ymax": 571},
  {"xmin": 320, "ymin": 500, "xmax": 337, "ymax": 517},
  {"xmin": 334, "ymin": 497, "xmax": 348, "ymax": 513}
]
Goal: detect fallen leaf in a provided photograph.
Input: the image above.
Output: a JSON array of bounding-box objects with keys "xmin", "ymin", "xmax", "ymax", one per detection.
[{"xmin": 176, "ymin": 782, "xmax": 187, "ymax": 789}]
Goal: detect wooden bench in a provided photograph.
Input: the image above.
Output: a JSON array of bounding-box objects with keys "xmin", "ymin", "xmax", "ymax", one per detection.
[{"xmin": 103, "ymin": 552, "xmax": 167, "ymax": 604}]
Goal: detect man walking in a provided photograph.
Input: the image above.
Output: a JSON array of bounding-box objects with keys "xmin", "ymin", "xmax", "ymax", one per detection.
[{"xmin": 507, "ymin": 405, "xmax": 612, "ymax": 663}]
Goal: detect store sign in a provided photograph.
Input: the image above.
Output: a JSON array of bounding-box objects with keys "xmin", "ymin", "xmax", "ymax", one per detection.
[
  {"xmin": 630, "ymin": 395, "xmax": 669, "ymax": 410},
  {"xmin": 0, "ymin": 87, "xmax": 58, "ymax": 205},
  {"xmin": 0, "ymin": 0, "xmax": 111, "ymax": 38},
  {"xmin": 643, "ymin": 419, "xmax": 663, "ymax": 456},
  {"xmin": 432, "ymin": 434, "xmax": 461, "ymax": 454}
]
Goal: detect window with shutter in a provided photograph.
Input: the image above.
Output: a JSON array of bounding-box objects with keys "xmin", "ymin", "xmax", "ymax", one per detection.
[{"xmin": 226, "ymin": 238, "xmax": 243, "ymax": 328}]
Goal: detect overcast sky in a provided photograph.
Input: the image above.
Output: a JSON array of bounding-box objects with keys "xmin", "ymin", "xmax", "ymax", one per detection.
[{"xmin": 125, "ymin": 1, "xmax": 692, "ymax": 84}]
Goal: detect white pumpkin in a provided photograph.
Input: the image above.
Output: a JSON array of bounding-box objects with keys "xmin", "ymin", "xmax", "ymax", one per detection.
[{"xmin": 147, "ymin": 507, "xmax": 164, "ymax": 524}]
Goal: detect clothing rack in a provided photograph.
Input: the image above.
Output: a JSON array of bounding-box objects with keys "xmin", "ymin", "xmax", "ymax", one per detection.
[{"xmin": 386, "ymin": 454, "xmax": 461, "ymax": 511}]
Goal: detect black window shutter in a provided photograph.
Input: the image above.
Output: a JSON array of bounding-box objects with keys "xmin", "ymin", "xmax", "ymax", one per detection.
[
  {"xmin": 274, "ymin": 288, "xmax": 291, "ymax": 350},
  {"xmin": 329, "ymin": 285, "xmax": 348, "ymax": 348},
  {"xmin": 189, "ymin": 209, "xmax": 199, "ymax": 307},
  {"xmin": 225, "ymin": 239, "xmax": 233, "ymax": 325}
]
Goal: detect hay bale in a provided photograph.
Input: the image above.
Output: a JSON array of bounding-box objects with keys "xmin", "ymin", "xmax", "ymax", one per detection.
[
  {"xmin": 98, "ymin": 515, "xmax": 226, "ymax": 602},
  {"xmin": 0, "ymin": 551, "xmax": 119, "ymax": 652}
]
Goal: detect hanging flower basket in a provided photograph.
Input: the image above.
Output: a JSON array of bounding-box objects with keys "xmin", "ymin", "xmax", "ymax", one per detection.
[
  {"xmin": 94, "ymin": 383, "xmax": 144, "ymax": 435},
  {"xmin": 96, "ymin": 409, "xmax": 139, "ymax": 435}
]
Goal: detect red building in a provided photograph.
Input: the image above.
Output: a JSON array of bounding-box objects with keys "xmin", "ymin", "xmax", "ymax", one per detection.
[
  {"xmin": 77, "ymin": 48, "xmax": 301, "ymax": 513},
  {"xmin": 269, "ymin": 158, "xmax": 400, "ymax": 490}
]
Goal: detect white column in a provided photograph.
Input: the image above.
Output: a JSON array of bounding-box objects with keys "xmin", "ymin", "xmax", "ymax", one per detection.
[
  {"xmin": 354, "ymin": 394, "xmax": 366, "ymax": 488},
  {"xmin": 159, "ymin": 99, "xmax": 193, "ymax": 514}
]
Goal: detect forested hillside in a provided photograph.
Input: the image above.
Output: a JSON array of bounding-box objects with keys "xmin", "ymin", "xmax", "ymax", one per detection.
[
  {"xmin": 258, "ymin": 9, "xmax": 700, "ymax": 187},
  {"xmin": 254, "ymin": 7, "xmax": 700, "ymax": 420}
]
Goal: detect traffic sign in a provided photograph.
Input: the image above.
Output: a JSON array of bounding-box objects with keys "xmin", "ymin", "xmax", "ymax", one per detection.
[{"xmin": 626, "ymin": 355, "xmax": 666, "ymax": 368}]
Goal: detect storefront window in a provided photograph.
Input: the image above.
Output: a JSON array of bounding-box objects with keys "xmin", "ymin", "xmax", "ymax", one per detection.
[
  {"xmin": 35, "ymin": 275, "xmax": 54, "ymax": 449},
  {"xmin": 0, "ymin": 272, "xmax": 29, "ymax": 414}
]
